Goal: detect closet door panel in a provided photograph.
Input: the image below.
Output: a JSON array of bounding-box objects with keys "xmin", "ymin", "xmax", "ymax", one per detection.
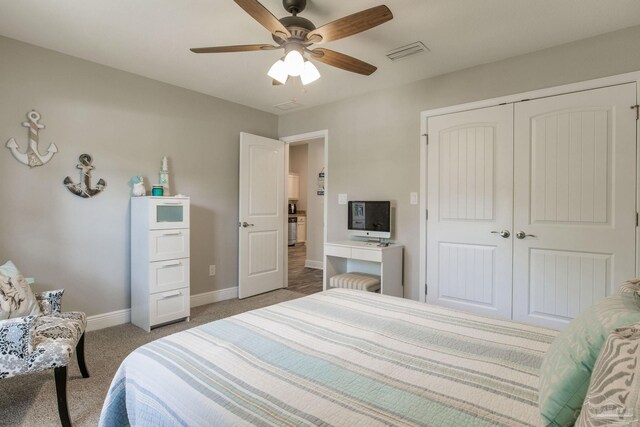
[
  {"xmin": 427, "ymin": 104, "xmax": 514, "ymax": 319},
  {"xmin": 513, "ymin": 83, "xmax": 637, "ymax": 329}
]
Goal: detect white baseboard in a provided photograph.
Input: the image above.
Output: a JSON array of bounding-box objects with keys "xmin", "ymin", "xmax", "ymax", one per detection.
[
  {"xmin": 86, "ymin": 308, "xmax": 131, "ymax": 332},
  {"xmin": 305, "ymin": 260, "xmax": 323, "ymax": 269},
  {"xmin": 85, "ymin": 286, "xmax": 239, "ymax": 331},
  {"xmin": 190, "ymin": 286, "xmax": 238, "ymax": 307}
]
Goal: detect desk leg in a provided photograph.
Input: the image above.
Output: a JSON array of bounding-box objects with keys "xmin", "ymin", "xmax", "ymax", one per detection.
[{"xmin": 381, "ymin": 250, "xmax": 404, "ymax": 297}]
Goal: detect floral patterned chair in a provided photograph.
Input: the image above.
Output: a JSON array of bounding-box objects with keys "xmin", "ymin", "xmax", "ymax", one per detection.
[{"xmin": 0, "ymin": 287, "xmax": 89, "ymax": 427}]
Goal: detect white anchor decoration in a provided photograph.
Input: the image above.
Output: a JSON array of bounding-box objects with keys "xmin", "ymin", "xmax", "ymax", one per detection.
[{"xmin": 6, "ymin": 110, "xmax": 58, "ymax": 167}]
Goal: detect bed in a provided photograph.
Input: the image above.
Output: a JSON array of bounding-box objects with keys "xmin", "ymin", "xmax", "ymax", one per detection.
[{"xmin": 99, "ymin": 289, "xmax": 558, "ymax": 426}]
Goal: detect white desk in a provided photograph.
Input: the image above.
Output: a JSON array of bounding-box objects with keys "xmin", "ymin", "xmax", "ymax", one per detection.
[{"xmin": 324, "ymin": 240, "xmax": 404, "ymax": 297}]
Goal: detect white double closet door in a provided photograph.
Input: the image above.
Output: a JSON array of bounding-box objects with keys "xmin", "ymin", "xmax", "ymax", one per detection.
[{"xmin": 427, "ymin": 83, "xmax": 637, "ymax": 329}]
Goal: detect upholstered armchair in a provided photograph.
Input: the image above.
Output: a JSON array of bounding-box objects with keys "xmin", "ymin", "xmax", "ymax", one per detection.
[{"xmin": 0, "ymin": 287, "xmax": 89, "ymax": 427}]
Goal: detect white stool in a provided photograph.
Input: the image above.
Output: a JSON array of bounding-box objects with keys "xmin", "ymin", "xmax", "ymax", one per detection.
[{"xmin": 329, "ymin": 272, "xmax": 381, "ymax": 292}]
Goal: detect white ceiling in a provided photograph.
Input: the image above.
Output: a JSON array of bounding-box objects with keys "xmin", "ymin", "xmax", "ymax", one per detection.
[{"xmin": 1, "ymin": 0, "xmax": 640, "ymax": 115}]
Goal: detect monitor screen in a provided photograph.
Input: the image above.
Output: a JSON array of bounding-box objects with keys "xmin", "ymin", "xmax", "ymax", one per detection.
[{"xmin": 348, "ymin": 201, "xmax": 391, "ymax": 238}]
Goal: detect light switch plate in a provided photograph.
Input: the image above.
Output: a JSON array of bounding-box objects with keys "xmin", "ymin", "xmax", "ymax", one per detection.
[
  {"xmin": 410, "ymin": 192, "xmax": 418, "ymax": 205},
  {"xmin": 338, "ymin": 193, "xmax": 348, "ymax": 205}
]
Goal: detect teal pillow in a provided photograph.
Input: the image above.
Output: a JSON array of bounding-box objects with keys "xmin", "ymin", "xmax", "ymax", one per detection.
[{"xmin": 539, "ymin": 292, "xmax": 640, "ymax": 426}]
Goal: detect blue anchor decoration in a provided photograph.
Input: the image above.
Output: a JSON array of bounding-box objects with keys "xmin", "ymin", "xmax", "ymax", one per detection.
[
  {"xmin": 6, "ymin": 110, "xmax": 58, "ymax": 167},
  {"xmin": 63, "ymin": 154, "xmax": 106, "ymax": 198}
]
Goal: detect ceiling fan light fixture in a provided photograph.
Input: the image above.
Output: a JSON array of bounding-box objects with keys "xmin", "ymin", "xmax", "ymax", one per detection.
[
  {"xmin": 283, "ymin": 50, "xmax": 305, "ymax": 76},
  {"xmin": 268, "ymin": 59, "xmax": 289, "ymax": 84},
  {"xmin": 191, "ymin": 1, "xmax": 394, "ymax": 86},
  {"xmin": 300, "ymin": 61, "xmax": 320, "ymax": 85}
]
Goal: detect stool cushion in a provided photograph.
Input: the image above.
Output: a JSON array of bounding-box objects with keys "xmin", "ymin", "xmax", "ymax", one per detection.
[
  {"xmin": 0, "ymin": 311, "xmax": 87, "ymax": 378},
  {"xmin": 28, "ymin": 312, "xmax": 86, "ymax": 374},
  {"xmin": 330, "ymin": 273, "xmax": 381, "ymax": 292}
]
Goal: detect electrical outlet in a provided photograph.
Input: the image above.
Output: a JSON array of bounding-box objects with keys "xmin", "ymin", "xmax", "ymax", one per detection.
[
  {"xmin": 338, "ymin": 193, "xmax": 348, "ymax": 205},
  {"xmin": 410, "ymin": 192, "xmax": 418, "ymax": 205},
  {"xmin": 209, "ymin": 265, "xmax": 216, "ymax": 276}
]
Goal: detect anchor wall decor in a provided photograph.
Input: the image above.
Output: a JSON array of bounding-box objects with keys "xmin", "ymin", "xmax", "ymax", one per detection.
[
  {"xmin": 63, "ymin": 154, "xmax": 106, "ymax": 198},
  {"xmin": 6, "ymin": 110, "xmax": 58, "ymax": 167}
]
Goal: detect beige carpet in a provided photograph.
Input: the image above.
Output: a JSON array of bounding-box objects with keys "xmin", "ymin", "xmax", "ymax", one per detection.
[{"xmin": 0, "ymin": 289, "xmax": 305, "ymax": 427}]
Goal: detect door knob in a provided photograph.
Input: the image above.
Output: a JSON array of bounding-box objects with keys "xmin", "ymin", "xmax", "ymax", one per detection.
[
  {"xmin": 515, "ymin": 231, "xmax": 536, "ymax": 239},
  {"xmin": 240, "ymin": 221, "xmax": 255, "ymax": 228},
  {"xmin": 490, "ymin": 230, "xmax": 511, "ymax": 238}
]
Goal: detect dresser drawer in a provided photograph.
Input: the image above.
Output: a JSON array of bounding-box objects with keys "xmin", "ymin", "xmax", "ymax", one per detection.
[
  {"xmin": 149, "ymin": 287, "xmax": 190, "ymax": 327},
  {"xmin": 148, "ymin": 198, "xmax": 190, "ymax": 230},
  {"xmin": 324, "ymin": 245, "xmax": 351, "ymax": 258},
  {"xmin": 351, "ymin": 248, "xmax": 381, "ymax": 262},
  {"xmin": 149, "ymin": 258, "xmax": 190, "ymax": 293},
  {"xmin": 149, "ymin": 230, "xmax": 190, "ymax": 261}
]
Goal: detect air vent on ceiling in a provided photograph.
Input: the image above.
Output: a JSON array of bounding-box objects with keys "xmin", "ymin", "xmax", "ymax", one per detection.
[
  {"xmin": 386, "ymin": 42, "xmax": 430, "ymax": 61},
  {"xmin": 273, "ymin": 99, "xmax": 304, "ymax": 111}
]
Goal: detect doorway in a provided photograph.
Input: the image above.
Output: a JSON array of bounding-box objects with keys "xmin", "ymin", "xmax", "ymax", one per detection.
[{"xmin": 281, "ymin": 130, "xmax": 328, "ymax": 295}]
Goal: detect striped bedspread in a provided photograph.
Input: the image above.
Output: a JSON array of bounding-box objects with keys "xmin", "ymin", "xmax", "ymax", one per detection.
[{"xmin": 99, "ymin": 289, "xmax": 558, "ymax": 426}]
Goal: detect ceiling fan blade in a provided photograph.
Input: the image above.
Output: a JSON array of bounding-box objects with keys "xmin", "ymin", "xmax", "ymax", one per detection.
[
  {"xmin": 311, "ymin": 48, "xmax": 377, "ymax": 76},
  {"xmin": 234, "ymin": 0, "xmax": 291, "ymax": 38},
  {"xmin": 306, "ymin": 5, "xmax": 392, "ymax": 44},
  {"xmin": 190, "ymin": 44, "xmax": 278, "ymax": 53}
]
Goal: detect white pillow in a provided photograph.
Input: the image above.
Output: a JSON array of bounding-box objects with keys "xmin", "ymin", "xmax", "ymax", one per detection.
[
  {"xmin": 0, "ymin": 261, "xmax": 41, "ymax": 320},
  {"xmin": 618, "ymin": 278, "xmax": 640, "ymax": 294}
]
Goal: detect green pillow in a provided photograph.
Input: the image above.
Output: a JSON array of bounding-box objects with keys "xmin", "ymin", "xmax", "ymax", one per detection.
[{"xmin": 539, "ymin": 292, "xmax": 640, "ymax": 426}]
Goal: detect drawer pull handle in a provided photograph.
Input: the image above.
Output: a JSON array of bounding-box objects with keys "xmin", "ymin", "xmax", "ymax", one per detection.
[
  {"xmin": 161, "ymin": 202, "xmax": 182, "ymax": 205},
  {"xmin": 162, "ymin": 262, "xmax": 182, "ymax": 268},
  {"xmin": 162, "ymin": 232, "xmax": 182, "ymax": 236},
  {"xmin": 161, "ymin": 291, "xmax": 182, "ymax": 299}
]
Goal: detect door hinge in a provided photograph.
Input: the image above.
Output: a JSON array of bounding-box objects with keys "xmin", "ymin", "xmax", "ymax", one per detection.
[
  {"xmin": 425, "ymin": 209, "xmax": 429, "ymax": 220},
  {"xmin": 425, "ymin": 283, "xmax": 428, "ymax": 295},
  {"xmin": 423, "ymin": 133, "xmax": 428, "ymax": 144},
  {"xmin": 632, "ymin": 105, "xmax": 639, "ymax": 121},
  {"xmin": 636, "ymin": 212, "xmax": 638, "ymax": 227}
]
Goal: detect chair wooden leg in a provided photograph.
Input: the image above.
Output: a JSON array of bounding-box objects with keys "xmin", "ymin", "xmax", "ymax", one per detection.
[
  {"xmin": 76, "ymin": 333, "xmax": 90, "ymax": 378},
  {"xmin": 54, "ymin": 366, "xmax": 72, "ymax": 427}
]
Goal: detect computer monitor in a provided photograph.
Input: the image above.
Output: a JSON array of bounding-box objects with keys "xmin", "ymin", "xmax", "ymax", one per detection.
[{"xmin": 348, "ymin": 201, "xmax": 391, "ymax": 240}]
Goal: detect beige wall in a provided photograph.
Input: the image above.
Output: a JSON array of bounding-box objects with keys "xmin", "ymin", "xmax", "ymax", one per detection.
[
  {"xmin": 3, "ymin": 23, "xmax": 640, "ymax": 315},
  {"xmin": 0, "ymin": 36, "xmax": 278, "ymax": 316},
  {"xmin": 278, "ymin": 25, "xmax": 640, "ymax": 300}
]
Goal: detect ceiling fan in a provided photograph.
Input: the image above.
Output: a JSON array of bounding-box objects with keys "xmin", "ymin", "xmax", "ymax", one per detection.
[{"xmin": 190, "ymin": 0, "xmax": 393, "ymax": 85}]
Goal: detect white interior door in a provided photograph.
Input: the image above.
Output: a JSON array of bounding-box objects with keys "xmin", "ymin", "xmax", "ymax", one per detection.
[
  {"xmin": 238, "ymin": 132, "xmax": 285, "ymax": 299},
  {"xmin": 513, "ymin": 83, "xmax": 637, "ymax": 329},
  {"xmin": 427, "ymin": 104, "xmax": 514, "ymax": 319}
]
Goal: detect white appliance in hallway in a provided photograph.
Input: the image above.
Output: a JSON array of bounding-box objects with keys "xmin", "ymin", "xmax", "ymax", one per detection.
[{"xmin": 297, "ymin": 216, "xmax": 306, "ymax": 243}]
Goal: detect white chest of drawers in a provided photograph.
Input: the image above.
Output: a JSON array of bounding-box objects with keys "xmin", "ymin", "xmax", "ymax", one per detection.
[{"xmin": 131, "ymin": 196, "xmax": 190, "ymax": 331}]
